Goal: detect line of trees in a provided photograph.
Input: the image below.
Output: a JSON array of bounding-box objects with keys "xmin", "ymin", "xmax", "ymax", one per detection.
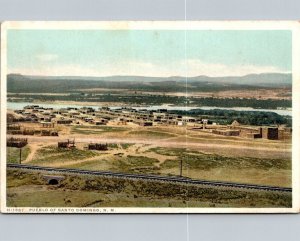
[
  {"xmin": 8, "ymin": 93, "xmax": 292, "ymax": 109},
  {"xmin": 170, "ymin": 109, "xmax": 292, "ymax": 127}
]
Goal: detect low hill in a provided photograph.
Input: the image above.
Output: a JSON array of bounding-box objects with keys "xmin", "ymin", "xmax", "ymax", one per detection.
[{"xmin": 7, "ymin": 73, "xmax": 291, "ymax": 93}]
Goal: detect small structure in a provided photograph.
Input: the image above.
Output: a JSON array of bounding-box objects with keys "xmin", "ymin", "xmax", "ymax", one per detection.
[
  {"xmin": 231, "ymin": 120, "xmax": 240, "ymax": 127},
  {"xmin": 262, "ymin": 127, "xmax": 279, "ymax": 140},
  {"xmin": 22, "ymin": 129, "xmax": 35, "ymax": 135},
  {"xmin": 7, "ymin": 137, "xmax": 28, "ymax": 164},
  {"xmin": 41, "ymin": 130, "xmax": 51, "ymax": 136},
  {"xmin": 88, "ymin": 143, "xmax": 108, "ymax": 151},
  {"xmin": 7, "ymin": 113, "xmax": 16, "ymax": 123},
  {"xmin": 202, "ymin": 119, "xmax": 208, "ymax": 129},
  {"xmin": 40, "ymin": 121, "xmax": 55, "ymax": 128},
  {"xmin": 42, "ymin": 175, "xmax": 65, "ymax": 185},
  {"xmin": 7, "ymin": 137, "xmax": 28, "ymax": 148},
  {"xmin": 50, "ymin": 131, "xmax": 59, "ymax": 136},
  {"xmin": 278, "ymin": 127, "xmax": 292, "ymax": 140},
  {"xmin": 7, "ymin": 124, "xmax": 21, "ymax": 131},
  {"xmin": 94, "ymin": 120, "xmax": 107, "ymax": 125},
  {"xmin": 40, "ymin": 130, "xmax": 58, "ymax": 136},
  {"xmin": 134, "ymin": 120, "xmax": 153, "ymax": 126},
  {"xmin": 212, "ymin": 129, "xmax": 240, "ymax": 136},
  {"xmin": 58, "ymin": 139, "xmax": 76, "ymax": 148},
  {"xmin": 57, "ymin": 119, "xmax": 73, "ymax": 125},
  {"xmin": 9, "ymin": 130, "xmax": 23, "ymax": 135}
]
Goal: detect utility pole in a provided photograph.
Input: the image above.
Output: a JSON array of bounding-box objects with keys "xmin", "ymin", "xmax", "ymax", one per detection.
[
  {"xmin": 19, "ymin": 148, "xmax": 22, "ymax": 164},
  {"xmin": 180, "ymin": 159, "xmax": 183, "ymax": 177}
]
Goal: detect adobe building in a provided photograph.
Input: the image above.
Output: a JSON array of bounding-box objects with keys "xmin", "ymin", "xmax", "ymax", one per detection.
[
  {"xmin": 262, "ymin": 127, "xmax": 278, "ymax": 140},
  {"xmin": 278, "ymin": 127, "xmax": 292, "ymax": 140},
  {"xmin": 239, "ymin": 127, "xmax": 262, "ymax": 139},
  {"xmin": 57, "ymin": 119, "xmax": 73, "ymax": 125},
  {"xmin": 212, "ymin": 129, "xmax": 240, "ymax": 136}
]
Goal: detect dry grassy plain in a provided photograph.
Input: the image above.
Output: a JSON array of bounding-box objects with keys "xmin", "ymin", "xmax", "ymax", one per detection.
[
  {"xmin": 7, "ymin": 122, "xmax": 292, "ymax": 188},
  {"xmin": 7, "ymin": 169, "xmax": 292, "ymax": 208}
]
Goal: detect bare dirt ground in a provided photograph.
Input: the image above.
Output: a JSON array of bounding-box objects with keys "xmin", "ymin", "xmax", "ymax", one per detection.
[
  {"xmin": 7, "ymin": 123, "xmax": 292, "ymax": 187},
  {"xmin": 23, "ymin": 143, "xmax": 45, "ymax": 163},
  {"xmin": 9, "ymin": 124, "xmax": 291, "ymax": 160},
  {"xmin": 9, "ymin": 134, "xmax": 291, "ymax": 155}
]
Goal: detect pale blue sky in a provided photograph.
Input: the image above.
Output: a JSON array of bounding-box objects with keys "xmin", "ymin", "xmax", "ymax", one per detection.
[{"xmin": 7, "ymin": 30, "xmax": 292, "ymax": 77}]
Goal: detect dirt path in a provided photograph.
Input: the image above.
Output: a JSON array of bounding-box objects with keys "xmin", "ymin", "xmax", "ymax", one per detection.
[
  {"xmin": 25, "ymin": 142, "xmax": 175, "ymax": 168},
  {"xmin": 11, "ymin": 134, "xmax": 291, "ymax": 152},
  {"xmin": 23, "ymin": 143, "xmax": 47, "ymax": 163},
  {"xmin": 131, "ymin": 144, "xmax": 177, "ymax": 165}
]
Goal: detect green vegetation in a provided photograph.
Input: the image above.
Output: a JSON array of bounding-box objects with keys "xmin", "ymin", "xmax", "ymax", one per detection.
[
  {"xmin": 7, "ymin": 169, "xmax": 45, "ymax": 188},
  {"xmin": 8, "ymin": 93, "xmax": 291, "ymax": 109},
  {"xmin": 113, "ymin": 155, "xmax": 160, "ymax": 173},
  {"xmin": 63, "ymin": 159, "xmax": 112, "ymax": 171},
  {"xmin": 171, "ymin": 109, "xmax": 292, "ymax": 126},
  {"xmin": 107, "ymin": 143, "xmax": 118, "ymax": 149},
  {"xmin": 7, "ymin": 146, "xmax": 31, "ymax": 164},
  {"xmin": 128, "ymin": 130, "xmax": 176, "ymax": 138},
  {"xmin": 7, "ymin": 169, "xmax": 292, "ymax": 208},
  {"xmin": 189, "ymin": 97, "xmax": 291, "ymax": 109},
  {"xmin": 29, "ymin": 145, "xmax": 97, "ymax": 165},
  {"xmin": 62, "ymin": 156, "xmax": 160, "ymax": 174},
  {"xmin": 27, "ymin": 145, "xmax": 291, "ymax": 187},
  {"xmin": 121, "ymin": 143, "xmax": 134, "ymax": 149},
  {"xmin": 151, "ymin": 147, "xmax": 291, "ymax": 171},
  {"xmin": 7, "ymin": 73, "xmax": 292, "ymax": 109},
  {"xmin": 71, "ymin": 125, "xmax": 128, "ymax": 135},
  {"xmin": 148, "ymin": 147, "xmax": 186, "ymax": 156},
  {"xmin": 63, "ymin": 155, "xmax": 160, "ymax": 174}
]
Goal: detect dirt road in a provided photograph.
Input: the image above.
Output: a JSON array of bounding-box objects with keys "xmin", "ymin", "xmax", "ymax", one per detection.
[{"xmin": 8, "ymin": 134, "xmax": 291, "ymax": 159}]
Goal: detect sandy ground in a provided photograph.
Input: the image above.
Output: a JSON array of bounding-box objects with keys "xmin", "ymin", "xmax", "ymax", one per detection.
[
  {"xmin": 9, "ymin": 134, "xmax": 291, "ymax": 152},
  {"xmin": 6, "ymin": 122, "xmax": 292, "ymax": 187},
  {"xmin": 8, "ymin": 122, "xmax": 291, "ymax": 160},
  {"xmin": 23, "ymin": 143, "xmax": 47, "ymax": 163}
]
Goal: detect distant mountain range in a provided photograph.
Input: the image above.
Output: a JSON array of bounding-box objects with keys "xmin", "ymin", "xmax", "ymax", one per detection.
[
  {"xmin": 7, "ymin": 73, "xmax": 292, "ymax": 93},
  {"xmin": 186, "ymin": 73, "xmax": 292, "ymax": 86}
]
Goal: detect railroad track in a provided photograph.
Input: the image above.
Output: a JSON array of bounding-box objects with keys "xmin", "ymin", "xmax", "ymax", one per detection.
[{"xmin": 7, "ymin": 163, "xmax": 292, "ymax": 193}]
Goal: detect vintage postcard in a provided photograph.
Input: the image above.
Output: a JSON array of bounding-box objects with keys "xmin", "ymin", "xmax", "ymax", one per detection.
[{"xmin": 1, "ymin": 21, "xmax": 299, "ymax": 213}]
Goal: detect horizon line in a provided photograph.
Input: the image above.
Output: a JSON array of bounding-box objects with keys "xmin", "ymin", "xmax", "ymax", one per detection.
[{"xmin": 7, "ymin": 72, "xmax": 292, "ymax": 79}]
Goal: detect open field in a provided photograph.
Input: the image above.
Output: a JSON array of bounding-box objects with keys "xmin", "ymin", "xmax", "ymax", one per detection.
[
  {"xmin": 7, "ymin": 169, "xmax": 292, "ymax": 208},
  {"xmin": 11, "ymin": 129, "xmax": 291, "ymax": 187},
  {"xmin": 13, "ymin": 122, "xmax": 290, "ymax": 159},
  {"xmin": 7, "ymin": 146, "xmax": 31, "ymax": 164},
  {"xmin": 70, "ymin": 126, "xmax": 128, "ymax": 135}
]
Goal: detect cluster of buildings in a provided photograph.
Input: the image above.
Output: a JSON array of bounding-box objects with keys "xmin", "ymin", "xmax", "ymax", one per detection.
[
  {"xmin": 7, "ymin": 105, "xmax": 292, "ymax": 141},
  {"xmin": 211, "ymin": 120, "xmax": 292, "ymax": 140},
  {"xmin": 9, "ymin": 105, "xmax": 205, "ymax": 127}
]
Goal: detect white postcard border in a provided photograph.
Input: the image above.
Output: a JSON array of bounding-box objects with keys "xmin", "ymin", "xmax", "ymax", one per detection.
[{"xmin": 1, "ymin": 21, "xmax": 299, "ymax": 213}]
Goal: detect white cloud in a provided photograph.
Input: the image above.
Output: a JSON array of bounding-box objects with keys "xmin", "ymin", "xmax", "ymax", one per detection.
[
  {"xmin": 36, "ymin": 54, "xmax": 59, "ymax": 62},
  {"xmin": 8, "ymin": 59, "xmax": 289, "ymax": 77},
  {"xmin": 184, "ymin": 59, "xmax": 289, "ymax": 77}
]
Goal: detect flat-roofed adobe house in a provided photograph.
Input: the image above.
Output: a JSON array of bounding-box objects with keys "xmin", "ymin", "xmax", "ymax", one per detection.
[{"xmin": 57, "ymin": 119, "xmax": 73, "ymax": 125}]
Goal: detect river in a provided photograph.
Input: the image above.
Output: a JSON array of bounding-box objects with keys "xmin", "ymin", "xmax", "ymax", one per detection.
[{"xmin": 7, "ymin": 102, "xmax": 292, "ymax": 116}]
